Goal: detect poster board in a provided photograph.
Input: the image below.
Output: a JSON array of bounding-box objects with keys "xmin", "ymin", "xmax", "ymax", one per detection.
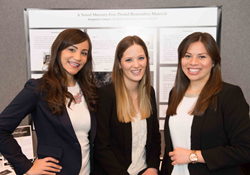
[{"xmin": 24, "ymin": 7, "xmax": 221, "ymax": 129}]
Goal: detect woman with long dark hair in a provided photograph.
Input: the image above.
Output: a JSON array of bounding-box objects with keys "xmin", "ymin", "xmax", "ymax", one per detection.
[
  {"xmin": 94, "ymin": 35, "xmax": 161, "ymax": 175},
  {"xmin": 0, "ymin": 29, "xmax": 98, "ymax": 175},
  {"xmin": 161, "ymin": 32, "xmax": 250, "ymax": 175}
]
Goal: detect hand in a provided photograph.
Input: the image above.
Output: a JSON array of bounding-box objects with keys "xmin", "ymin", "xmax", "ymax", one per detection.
[
  {"xmin": 169, "ymin": 147, "xmax": 191, "ymax": 166},
  {"xmin": 26, "ymin": 157, "xmax": 62, "ymax": 175},
  {"xmin": 142, "ymin": 168, "xmax": 158, "ymax": 175}
]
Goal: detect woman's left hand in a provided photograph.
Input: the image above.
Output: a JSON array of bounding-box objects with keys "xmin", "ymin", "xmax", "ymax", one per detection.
[
  {"xmin": 169, "ymin": 147, "xmax": 191, "ymax": 165},
  {"xmin": 142, "ymin": 168, "xmax": 158, "ymax": 175}
]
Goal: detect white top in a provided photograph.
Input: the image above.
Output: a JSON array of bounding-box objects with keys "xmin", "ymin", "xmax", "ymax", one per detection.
[
  {"xmin": 66, "ymin": 83, "xmax": 91, "ymax": 175},
  {"xmin": 127, "ymin": 113, "xmax": 147, "ymax": 175},
  {"xmin": 169, "ymin": 95, "xmax": 198, "ymax": 175}
]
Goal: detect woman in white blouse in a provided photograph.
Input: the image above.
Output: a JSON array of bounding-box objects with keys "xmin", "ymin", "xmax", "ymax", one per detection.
[
  {"xmin": 161, "ymin": 32, "xmax": 250, "ymax": 175},
  {"xmin": 94, "ymin": 35, "xmax": 161, "ymax": 175},
  {"xmin": 0, "ymin": 29, "xmax": 98, "ymax": 175}
]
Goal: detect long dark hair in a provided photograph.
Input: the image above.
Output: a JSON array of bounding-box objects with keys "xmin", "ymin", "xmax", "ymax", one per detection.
[
  {"xmin": 167, "ymin": 32, "xmax": 222, "ymax": 116},
  {"xmin": 112, "ymin": 35, "xmax": 151, "ymax": 122},
  {"xmin": 41, "ymin": 29, "xmax": 98, "ymax": 115}
]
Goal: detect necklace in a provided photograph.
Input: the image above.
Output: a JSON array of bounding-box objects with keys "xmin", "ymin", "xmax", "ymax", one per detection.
[{"xmin": 73, "ymin": 89, "xmax": 82, "ymax": 104}]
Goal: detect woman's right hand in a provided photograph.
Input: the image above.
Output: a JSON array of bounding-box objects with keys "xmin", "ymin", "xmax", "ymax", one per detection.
[{"xmin": 26, "ymin": 157, "xmax": 62, "ymax": 175}]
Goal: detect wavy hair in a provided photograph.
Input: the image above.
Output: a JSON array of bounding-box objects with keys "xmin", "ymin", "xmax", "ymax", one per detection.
[
  {"xmin": 167, "ymin": 32, "xmax": 222, "ymax": 116},
  {"xmin": 40, "ymin": 29, "xmax": 98, "ymax": 115},
  {"xmin": 112, "ymin": 35, "xmax": 151, "ymax": 123}
]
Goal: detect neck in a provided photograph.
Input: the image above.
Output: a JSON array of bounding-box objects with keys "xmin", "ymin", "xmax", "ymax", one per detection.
[
  {"xmin": 68, "ymin": 77, "xmax": 76, "ymax": 87},
  {"xmin": 124, "ymin": 80, "xmax": 139, "ymax": 99},
  {"xmin": 187, "ymin": 81, "xmax": 206, "ymax": 94}
]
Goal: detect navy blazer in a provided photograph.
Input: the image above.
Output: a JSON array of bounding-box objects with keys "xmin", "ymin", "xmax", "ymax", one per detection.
[
  {"xmin": 0, "ymin": 79, "xmax": 96, "ymax": 175},
  {"xmin": 161, "ymin": 82, "xmax": 250, "ymax": 175},
  {"xmin": 93, "ymin": 83, "xmax": 161, "ymax": 175}
]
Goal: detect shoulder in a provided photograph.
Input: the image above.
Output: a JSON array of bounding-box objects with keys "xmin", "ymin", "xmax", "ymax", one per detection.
[{"xmin": 218, "ymin": 82, "xmax": 244, "ymax": 98}]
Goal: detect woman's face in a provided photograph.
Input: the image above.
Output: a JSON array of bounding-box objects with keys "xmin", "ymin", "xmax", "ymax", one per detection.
[
  {"xmin": 119, "ymin": 44, "xmax": 147, "ymax": 87},
  {"xmin": 60, "ymin": 40, "xmax": 89, "ymax": 81},
  {"xmin": 181, "ymin": 41, "xmax": 214, "ymax": 85}
]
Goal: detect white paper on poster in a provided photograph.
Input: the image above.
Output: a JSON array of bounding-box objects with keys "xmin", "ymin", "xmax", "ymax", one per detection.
[
  {"xmin": 29, "ymin": 29, "xmax": 65, "ymax": 71},
  {"xmin": 159, "ymin": 67, "xmax": 177, "ymax": 103},
  {"xmin": 28, "ymin": 7, "xmax": 217, "ymax": 28},
  {"xmin": 159, "ymin": 119, "xmax": 165, "ymax": 130},
  {"xmin": 31, "ymin": 74, "xmax": 43, "ymax": 79},
  {"xmin": 159, "ymin": 27, "xmax": 217, "ymax": 64},
  {"xmin": 88, "ymin": 28, "xmax": 157, "ymax": 71},
  {"xmin": 159, "ymin": 105, "xmax": 168, "ymax": 118}
]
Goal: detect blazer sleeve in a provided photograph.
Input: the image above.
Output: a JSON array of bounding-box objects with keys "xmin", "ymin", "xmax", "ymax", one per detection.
[
  {"xmin": 146, "ymin": 87, "xmax": 161, "ymax": 169},
  {"xmin": 202, "ymin": 85, "xmax": 250, "ymax": 171},
  {"xmin": 0, "ymin": 79, "xmax": 38, "ymax": 174},
  {"xmin": 94, "ymin": 86, "xmax": 129, "ymax": 175}
]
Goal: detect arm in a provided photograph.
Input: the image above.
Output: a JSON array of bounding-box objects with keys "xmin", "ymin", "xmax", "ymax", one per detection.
[
  {"xmin": 0, "ymin": 79, "xmax": 38, "ymax": 174},
  {"xmin": 94, "ymin": 85, "xmax": 129, "ymax": 175},
  {"xmin": 0, "ymin": 79, "xmax": 62, "ymax": 175},
  {"xmin": 201, "ymin": 85, "xmax": 250, "ymax": 171}
]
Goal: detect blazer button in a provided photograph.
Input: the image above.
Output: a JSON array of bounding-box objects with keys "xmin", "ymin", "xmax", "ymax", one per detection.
[{"xmin": 75, "ymin": 143, "xmax": 79, "ymax": 145}]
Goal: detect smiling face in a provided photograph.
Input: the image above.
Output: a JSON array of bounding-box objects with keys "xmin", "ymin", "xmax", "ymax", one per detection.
[
  {"xmin": 119, "ymin": 44, "xmax": 147, "ymax": 87},
  {"xmin": 181, "ymin": 41, "xmax": 214, "ymax": 86},
  {"xmin": 60, "ymin": 40, "xmax": 89, "ymax": 83}
]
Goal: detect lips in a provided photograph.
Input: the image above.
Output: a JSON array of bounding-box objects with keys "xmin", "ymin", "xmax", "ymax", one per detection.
[{"xmin": 68, "ymin": 61, "xmax": 80, "ymax": 68}]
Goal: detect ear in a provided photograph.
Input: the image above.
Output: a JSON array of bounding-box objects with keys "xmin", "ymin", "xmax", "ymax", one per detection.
[{"xmin": 119, "ymin": 63, "xmax": 122, "ymax": 69}]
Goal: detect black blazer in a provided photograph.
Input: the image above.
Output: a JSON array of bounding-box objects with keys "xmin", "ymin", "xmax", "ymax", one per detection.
[
  {"xmin": 93, "ymin": 83, "xmax": 161, "ymax": 175},
  {"xmin": 0, "ymin": 79, "xmax": 96, "ymax": 175},
  {"xmin": 161, "ymin": 82, "xmax": 250, "ymax": 175}
]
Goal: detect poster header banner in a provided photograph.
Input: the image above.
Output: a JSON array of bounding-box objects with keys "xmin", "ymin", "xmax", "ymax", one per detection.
[{"xmin": 27, "ymin": 8, "xmax": 218, "ymax": 28}]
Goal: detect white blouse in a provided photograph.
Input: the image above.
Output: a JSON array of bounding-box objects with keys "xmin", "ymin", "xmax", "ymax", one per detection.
[
  {"xmin": 66, "ymin": 83, "xmax": 91, "ymax": 175},
  {"xmin": 169, "ymin": 95, "xmax": 198, "ymax": 175},
  {"xmin": 127, "ymin": 113, "xmax": 147, "ymax": 175}
]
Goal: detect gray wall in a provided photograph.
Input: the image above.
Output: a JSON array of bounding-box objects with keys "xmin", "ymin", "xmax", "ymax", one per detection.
[{"xmin": 0, "ymin": 0, "xmax": 250, "ymax": 156}]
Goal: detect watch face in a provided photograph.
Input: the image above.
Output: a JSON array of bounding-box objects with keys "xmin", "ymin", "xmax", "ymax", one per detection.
[{"xmin": 190, "ymin": 153, "xmax": 198, "ymax": 161}]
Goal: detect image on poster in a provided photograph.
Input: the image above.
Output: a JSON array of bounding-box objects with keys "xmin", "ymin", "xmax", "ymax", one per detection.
[
  {"xmin": 159, "ymin": 27, "xmax": 217, "ymax": 64},
  {"xmin": 159, "ymin": 67, "xmax": 177, "ymax": 103}
]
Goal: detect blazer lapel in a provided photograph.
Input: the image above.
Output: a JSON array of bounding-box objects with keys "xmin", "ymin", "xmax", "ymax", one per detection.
[
  {"xmin": 191, "ymin": 111, "xmax": 207, "ymax": 150},
  {"xmin": 58, "ymin": 109, "xmax": 78, "ymax": 141},
  {"xmin": 124, "ymin": 122, "xmax": 132, "ymax": 161}
]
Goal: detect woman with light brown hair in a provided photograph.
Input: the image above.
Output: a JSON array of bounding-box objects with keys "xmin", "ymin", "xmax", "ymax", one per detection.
[
  {"xmin": 0, "ymin": 29, "xmax": 98, "ymax": 175},
  {"xmin": 161, "ymin": 32, "xmax": 250, "ymax": 175},
  {"xmin": 94, "ymin": 35, "xmax": 161, "ymax": 175}
]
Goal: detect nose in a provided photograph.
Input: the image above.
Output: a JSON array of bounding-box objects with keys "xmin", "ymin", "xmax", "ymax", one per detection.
[
  {"xmin": 190, "ymin": 57, "xmax": 198, "ymax": 65},
  {"xmin": 74, "ymin": 52, "xmax": 82, "ymax": 61},
  {"xmin": 133, "ymin": 59, "xmax": 139, "ymax": 68}
]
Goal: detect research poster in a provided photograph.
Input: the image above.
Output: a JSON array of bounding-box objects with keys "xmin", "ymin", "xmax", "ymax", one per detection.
[{"xmin": 24, "ymin": 7, "xmax": 221, "ymax": 129}]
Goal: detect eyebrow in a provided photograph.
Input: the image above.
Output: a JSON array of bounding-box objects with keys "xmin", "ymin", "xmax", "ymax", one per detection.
[
  {"xmin": 70, "ymin": 45, "xmax": 89, "ymax": 51},
  {"xmin": 186, "ymin": 52, "xmax": 208, "ymax": 55}
]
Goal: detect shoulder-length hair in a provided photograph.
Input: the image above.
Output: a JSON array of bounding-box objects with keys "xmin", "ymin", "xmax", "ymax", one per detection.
[
  {"xmin": 167, "ymin": 32, "xmax": 223, "ymax": 116},
  {"xmin": 41, "ymin": 29, "xmax": 98, "ymax": 115},
  {"xmin": 112, "ymin": 35, "xmax": 151, "ymax": 123}
]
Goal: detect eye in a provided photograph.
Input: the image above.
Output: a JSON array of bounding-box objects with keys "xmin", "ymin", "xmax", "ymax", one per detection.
[
  {"xmin": 81, "ymin": 52, "xmax": 88, "ymax": 56},
  {"xmin": 184, "ymin": 54, "xmax": 191, "ymax": 58},
  {"xmin": 199, "ymin": 55, "xmax": 206, "ymax": 58},
  {"xmin": 138, "ymin": 56, "xmax": 145, "ymax": 60},
  {"xmin": 68, "ymin": 48, "xmax": 75, "ymax": 52},
  {"xmin": 125, "ymin": 58, "xmax": 132, "ymax": 62}
]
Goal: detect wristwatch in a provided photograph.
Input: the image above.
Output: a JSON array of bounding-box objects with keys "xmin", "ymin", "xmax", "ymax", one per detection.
[{"xmin": 189, "ymin": 150, "xmax": 198, "ymax": 164}]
